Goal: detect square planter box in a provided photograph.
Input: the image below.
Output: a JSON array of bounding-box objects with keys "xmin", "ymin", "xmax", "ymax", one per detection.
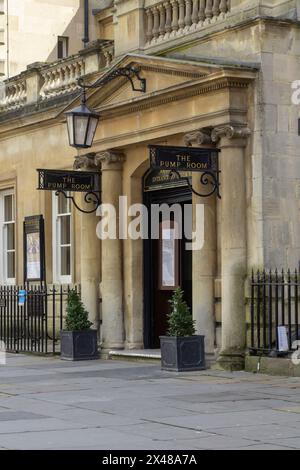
[
  {"xmin": 60, "ymin": 330, "xmax": 99, "ymax": 361},
  {"xmin": 160, "ymin": 335, "xmax": 206, "ymax": 372}
]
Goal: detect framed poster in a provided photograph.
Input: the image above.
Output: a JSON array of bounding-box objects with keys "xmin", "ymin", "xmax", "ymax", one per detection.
[
  {"xmin": 24, "ymin": 215, "xmax": 45, "ymax": 282},
  {"xmin": 158, "ymin": 220, "xmax": 180, "ymax": 290}
]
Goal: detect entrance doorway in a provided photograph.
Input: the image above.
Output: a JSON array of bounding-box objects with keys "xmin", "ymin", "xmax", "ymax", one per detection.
[{"xmin": 143, "ymin": 178, "xmax": 192, "ymax": 349}]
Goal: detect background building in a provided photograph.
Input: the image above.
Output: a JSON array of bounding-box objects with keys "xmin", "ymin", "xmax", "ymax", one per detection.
[{"xmin": 0, "ymin": 0, "xmax": 101, "ymax": 78}]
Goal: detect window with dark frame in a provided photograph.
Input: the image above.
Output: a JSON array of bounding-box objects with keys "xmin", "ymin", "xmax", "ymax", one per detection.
[{"xmin": 57, "ymin": 36, "xmax": 69, "ymax": 59}]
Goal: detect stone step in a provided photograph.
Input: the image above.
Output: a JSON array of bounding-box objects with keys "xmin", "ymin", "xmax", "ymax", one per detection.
[
  {"xmin": 108, "ymin": 349, "xmax": 161, "ymax": 363},
  {"xmin": 108, "ymin": 349, "xmax": 217, "ymax": 367}
]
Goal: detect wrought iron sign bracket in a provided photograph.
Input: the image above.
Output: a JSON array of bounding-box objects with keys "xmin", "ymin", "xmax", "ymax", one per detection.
[
  {"xmin": 54, "ymin": 189, "xmax": 101, "ymax": 214},
  {"xmin": 168, "ymin": 169, "xmax": 221, "ymax": 199},
  {"xmin": 77, "ymin": 65, "xmax": 146, "ymax": 100}
]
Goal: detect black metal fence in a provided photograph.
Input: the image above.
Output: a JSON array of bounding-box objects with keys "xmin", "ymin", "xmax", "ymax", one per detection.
[
  {"xmin": 0, "ymin": 284, "xmax": 80, "ymax": 354},
  {"xmin": 250, "ymin": 270, "xmax": 300, "ymax": 355}
]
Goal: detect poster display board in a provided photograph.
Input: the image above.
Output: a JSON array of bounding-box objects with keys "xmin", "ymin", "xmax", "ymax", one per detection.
[{"xmin": 24, "ymin": 215, "xmax": 45, "ymax": 282}]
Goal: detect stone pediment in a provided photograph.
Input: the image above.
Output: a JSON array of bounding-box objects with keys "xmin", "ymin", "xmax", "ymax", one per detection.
[
  {"xmin": 76, "ymin": 54, "xmax": 221, "ymax": 112},
  {"xmin": 62, "ymin": 54, "xmax": 257, "ymax": 120}
]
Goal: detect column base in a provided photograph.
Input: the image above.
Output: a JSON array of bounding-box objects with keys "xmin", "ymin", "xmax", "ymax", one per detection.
[
  {"xmin": 101, "ymin": 342, "xmax": 124, "ymax": 352},
  {"xmin": 217, "ymin": 350, "xmax": 245, "ymax": 372},
  {"xmin": 100, "ymin": 344, "xmax": 124, "ymax": 360},
  {"xmin": 124, "ymin": 342, "xmax": 144, "ymax": 350}
]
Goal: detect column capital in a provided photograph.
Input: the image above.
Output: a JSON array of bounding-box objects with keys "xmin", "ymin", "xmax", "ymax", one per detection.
[
  {"xmin": 95, "ymin": 150, "xmax": 126, "ymax": 169},
  {"xmin": 73, "ymin": 153, "xmax": 101, "ymax": 171},
  {"xmin": 183, "ymin": 129, "xmax": 213, "ymax": 146},
  {"xmin": 211, "ymin": 125, "xmax": 251, "ymax": 147}
]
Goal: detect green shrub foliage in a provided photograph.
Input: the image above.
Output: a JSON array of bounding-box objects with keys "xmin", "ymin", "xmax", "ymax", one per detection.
[
  {"xmin": 167, "ymin": 287, "xmax": 196, "ymax": 337},
  {"xmin": 65, "ymin": 289, "xmax": 92, "ymax": 331}
]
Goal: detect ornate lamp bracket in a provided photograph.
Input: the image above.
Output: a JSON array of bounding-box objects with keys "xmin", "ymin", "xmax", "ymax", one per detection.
[{"xmin": 78, "ymin": 65, "xmax": 146, "ymax": 98}]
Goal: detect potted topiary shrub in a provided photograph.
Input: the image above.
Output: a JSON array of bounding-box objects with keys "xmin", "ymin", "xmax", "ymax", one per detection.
[
  {"xmin": 160, "ymin": 287, "xmax": 206, "ymax": 371},
  {"xmin": 60, "ymin": 289, "xmax": 98, "ymax": 361}
]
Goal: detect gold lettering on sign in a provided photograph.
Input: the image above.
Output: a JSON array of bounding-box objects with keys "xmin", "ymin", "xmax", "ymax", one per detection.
[
  {"xmin": 160, "ymin": 161, "xmax": 181, "ymax": 168},
  {"xmin": 176, "ymin": 154, "xmax": 191, "ymax": 163},
  {"xmin": 186, "ymin": 162, "xmax": 208, "ymax": 170},
  {"xmin": 158, "ymin": 155, "xmax": 208, "ymax": 170},
  {"xmin": 46, "ymin": 182, "xmax": 67, "ymax": 190},
  {"xmin": 71, "ymin": 184, "xmax": 91, "ymax": 191}
]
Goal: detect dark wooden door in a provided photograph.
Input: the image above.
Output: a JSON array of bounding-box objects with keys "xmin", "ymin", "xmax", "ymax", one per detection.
[{"xmin": 143, "ymin": 188, "xmax": 192, "ymax": 348}]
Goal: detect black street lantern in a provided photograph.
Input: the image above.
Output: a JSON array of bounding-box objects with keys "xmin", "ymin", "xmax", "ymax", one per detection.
[
  {"xmin": 66, "ymin": 66, "xmax": 146, "ymax": 150},
  {"xmin": 66, "ymin": 101, "xmax": 100, "ymax": 149}
]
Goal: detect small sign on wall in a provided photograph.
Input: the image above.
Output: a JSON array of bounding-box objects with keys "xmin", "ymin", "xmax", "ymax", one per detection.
[
  {"xmin": 278, "ymin": 326, "xmax": 289, "ymax": 352},
  {"xmin": 18, "ymin": 290, "xmax": 26, "ymax": 307},
  {"xmin": 24, "ymin": 215, "xmax": 45, "ymax": 282}
]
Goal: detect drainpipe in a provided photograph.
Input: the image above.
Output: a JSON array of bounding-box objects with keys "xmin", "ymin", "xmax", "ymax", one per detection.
[
  {"xmin": 6, "ymin": 0, "xmax": 9, "ymax": 77},
  {"xmin": 82, "ymin": 0, "xmax": 89, "ymax": 47}
]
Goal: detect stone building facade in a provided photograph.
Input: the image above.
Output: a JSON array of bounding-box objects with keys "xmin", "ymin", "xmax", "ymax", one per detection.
[{"xmin": 0, "ymin": 0, "xmax": 299, "ymax": 369}]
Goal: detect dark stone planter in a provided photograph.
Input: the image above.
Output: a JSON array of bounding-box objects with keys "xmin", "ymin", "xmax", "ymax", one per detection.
[
  {"xmin": 160, "ymin": 335, "xmax": 206, "ymax": 372},
  {"xmin": 60, "ymin": 330, "xmax": 99, "ymax": 361}
]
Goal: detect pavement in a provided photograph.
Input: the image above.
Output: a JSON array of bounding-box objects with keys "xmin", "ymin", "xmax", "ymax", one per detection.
[{"xmin": 0, "ymin": 354, "xmax": 300, "ymax": 449}]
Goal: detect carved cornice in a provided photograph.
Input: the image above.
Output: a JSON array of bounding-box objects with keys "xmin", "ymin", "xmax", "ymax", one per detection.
[
  {"xmin": 98, "ymin": 77, "xmax": 251, "ymax": 120},
  {"xmin": 140, "ymin": 65, "xmax": 206, "ymax": 79},
  {"xmin": 211, "ymin": 125, "xmax": 251, "ymax": 143},
  {"xmin": 183, "ymin": 130, "xmax": 212, "ymax": 146}
]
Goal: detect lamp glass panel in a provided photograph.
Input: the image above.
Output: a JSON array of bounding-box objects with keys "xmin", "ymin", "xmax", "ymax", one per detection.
[
  {"xmin": 66, "ymin": 114, "xmax": 74, "ymax": 146},
  {"xmin": 86, "ymin": 116, "xmax": 99, "ymax": 147},
  {"xmin": 74, "ymin": 115, "xmax": 89, "ymax": 146}
]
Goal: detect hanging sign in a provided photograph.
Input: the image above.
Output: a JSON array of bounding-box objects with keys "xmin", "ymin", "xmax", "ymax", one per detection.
[
  {"xmin": 149, "ymin": 145, "xmax": 219, "ymax": 172},
  {"xmin": 24, "ymin": 215, "xmax": 45, "ymax": 282},
  {"xmin": 37, "ymin": 169, "xmax": 100, "ymax": 193}
]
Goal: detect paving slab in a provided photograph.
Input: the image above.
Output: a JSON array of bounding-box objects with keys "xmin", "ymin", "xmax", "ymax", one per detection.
[
  {"xmin": 213, "ymin": 423, "xmax": 300, "ymax": 440},
  {"xmin": 1, "ymin": 353, "xmax": 300, "ymax": 449}
]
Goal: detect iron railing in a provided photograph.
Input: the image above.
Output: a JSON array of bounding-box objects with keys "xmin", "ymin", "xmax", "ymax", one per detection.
[
  {"xmin": 250, "ymin": 270, "xmax": 300, "ymax": 356},
  {"xmin": 0, "ymin": 284, "xmax": 80, "ymax": 354}
]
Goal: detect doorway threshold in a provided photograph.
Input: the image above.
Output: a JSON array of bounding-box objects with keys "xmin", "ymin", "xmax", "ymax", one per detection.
[{"xmin": 108, "ymin": 349, "xmax": 161, "ymax": 364}]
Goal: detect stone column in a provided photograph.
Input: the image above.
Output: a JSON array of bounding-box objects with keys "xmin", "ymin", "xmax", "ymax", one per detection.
[
  {"xmin": 96, "ymin": 150, "xmax": 125, "ymax": 352},
  {"xmin": 211, "ymin": 125, "xmax": 251, "ymax": 371},
  {"xmin": 73, "ymin": 154, "xmax": 101, "ymax": 330},
  {"xmin": 184, "ymin": 130, "xmax": 217, "ymax": 355},
  {"xmin": 74, "ymin": 153, "xmax": 100, "ymax": 330},
  {"xmin": 80, "ymin": 197, "xmax": 100, "ymax": 329}
]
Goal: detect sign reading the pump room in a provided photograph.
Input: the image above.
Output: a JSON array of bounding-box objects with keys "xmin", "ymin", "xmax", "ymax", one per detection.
[
  {"xmin": 149, "ymin": 145, "xmax": 219, "ymax": 172},
  {"xmin": 37, "ymin": 169, "xmax": 100, "ymax": 192}
]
